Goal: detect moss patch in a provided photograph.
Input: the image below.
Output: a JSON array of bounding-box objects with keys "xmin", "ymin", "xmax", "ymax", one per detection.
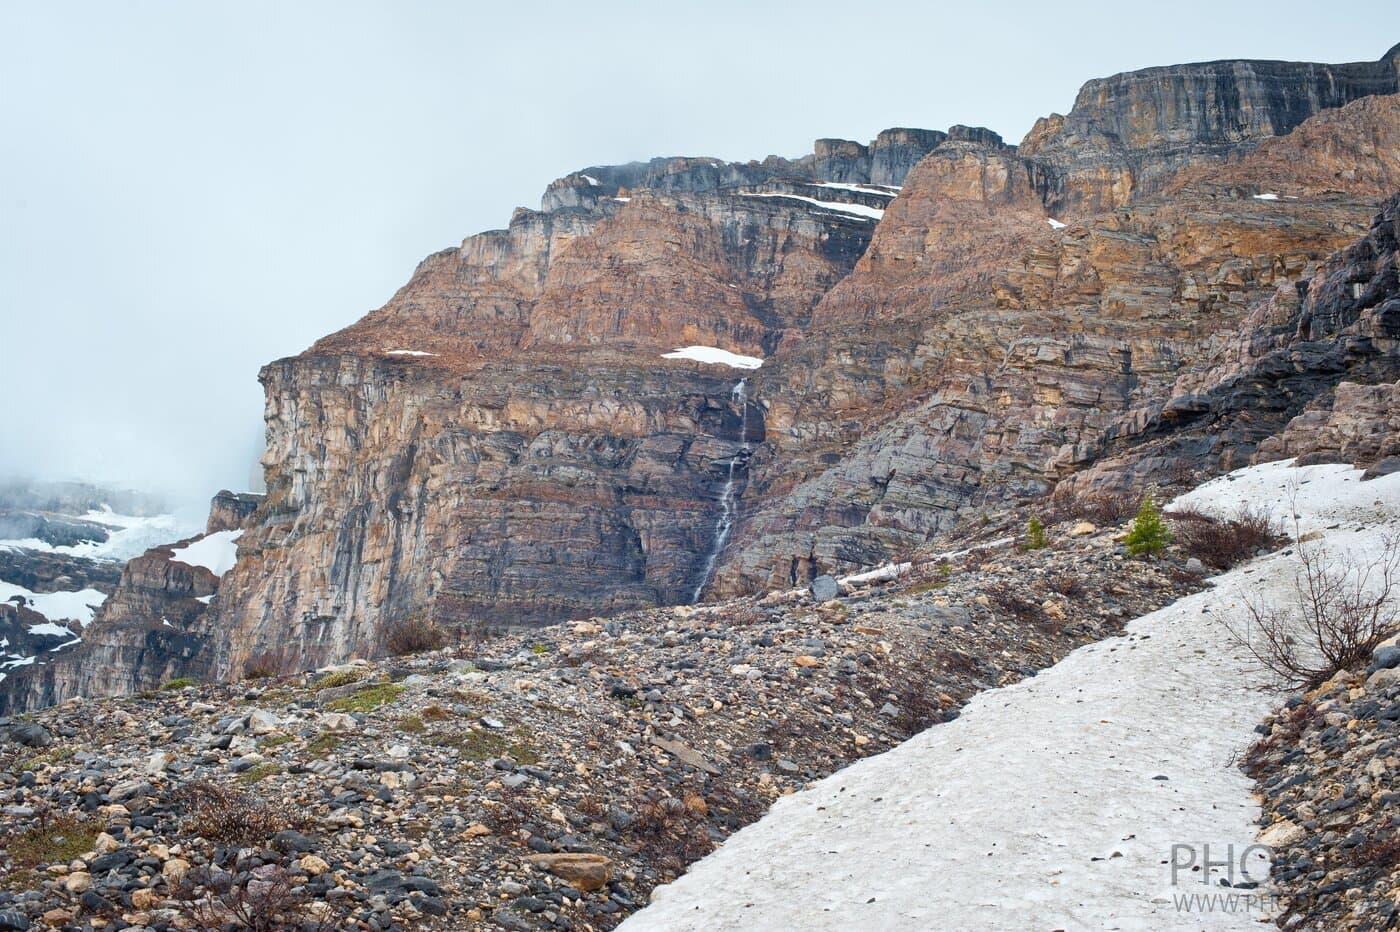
[
  {"xmin": 314, "ymin": 668, "xmax": 364, "ymax": 690},
  {"xmin": 304, "ymin": 734, "xmax": 342, "ymax": 759},
  {"xmin": 161, "ymin": 677, "xmax": 198, "ymax": 690},
  {"xmin": 237, "ymin": 763, "xmax": 281, "ymax": 785},
  {"xmin": 327, "ymin": 683, "xmax": 404, "ymax": 714},
  {"xmin": 430, "ymin": 729, "xmax": 538, "ymax": 763},
  {"xmin": 8, "ymin": 816, "xmax": 98, "ymax": 870}
]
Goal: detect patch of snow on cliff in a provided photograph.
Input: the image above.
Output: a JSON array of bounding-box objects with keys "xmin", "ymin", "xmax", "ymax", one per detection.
[
  {"xmin": 1253, "ymin": 193, "xmax": 1279, "ymax": 200},
  {"xmin": 168, "ymin": 530, "xmax": 243, "ymax": 577},
  {"xmin": 815, "ymin": 182, "xmax": 898, "ymax": 198},
  {"xmin": 613, "ymin": 196, "xmax": 631, "ymax": 203},
  {"xmin": 0, "ymin": 579, "xmax": 106, "ymax": 625},
  {"xmin": 27, "ymin": 621, "xmax": 77, "ymax": 639},
  {"xmin": 196, "ymin": 595, "xmax": 214, "ymax": 605},
  {"xmin": 737, "ymin": 192, "xmax": 885, "ymax": 220},
  {"xmin": 1, "ymin": 654, "xmax": 36, "ymax": 670},
  {"xmin": 661, "ymin": 347, "xmax": 763, "ymax": 370},
  {"xmin": 621, "ymin": 461, "xmax": 1400, "ymax": 932},
  {"xmin": 0, "ymin": 509, "xmax": 190, "ymax": 563},
  {"xmin": 385, "ymin": 350, "xmax": 437, "ymax": 357},
  {"xmin": 1048, "ymin": 217, "xmax": 1067, "ymax": 229},
  {"xmin": 581, "ymin": 174, "xmax": 601, "ymax": 186}
]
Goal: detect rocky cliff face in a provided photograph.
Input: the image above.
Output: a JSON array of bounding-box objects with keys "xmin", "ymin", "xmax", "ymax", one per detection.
[
  {"xmin": 1020, "ymin": 44, "xmax": 1400, "ymax": 212},
  {"xmin": 7, "ymin": 45, "xmax": 1400, "ymax": 711}
]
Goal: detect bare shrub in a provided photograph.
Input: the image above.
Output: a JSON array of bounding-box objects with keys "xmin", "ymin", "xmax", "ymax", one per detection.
[
  {"xmin": 242, "ymin": 647, "xmax": 294, "ymax": 680},
  {"xmin": 1168, "ymin": 504, "xmax": 1281, "ymax": 570},
  {"xmin": 1050, "ymin": 573, "xmax": 1084, "ymax": 597},
  {"xmin": 384, "ymin": 616, "xmax": 449, "ymax": 656},
  {"xmin": 172, "ymin": 864, "xmax": 346, "ymax": 931},
  {"xmin": 170, "ymin": 781, "xmax": 292, "ymax": 848},
  {"xmin": 1047, "ymin": 487, "xmax": 1138, "ymax": 526},
  {"xmin": 985, "ymin": 584, "xmax": 1042, "ymax": 624},
  {"xmin": 890, "ymin": 651, "xmax": 948, "ymax": 736},
  {"xmin": 1228, "ymin": 533, "xmax": 1400, "ymax": 690},
  {"xmin": 626, "ymin": 790, "xmax": 715, "ymax": 878}
]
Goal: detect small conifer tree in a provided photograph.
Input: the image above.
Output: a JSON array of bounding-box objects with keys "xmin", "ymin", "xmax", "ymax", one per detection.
[
  {"xmin": 1026, "ymin": 516, "xmax": 1049, "ymax": 550},
  {"xmin": 1125, "ymin": 495, "xmax": 1171, "ymax": 558}
]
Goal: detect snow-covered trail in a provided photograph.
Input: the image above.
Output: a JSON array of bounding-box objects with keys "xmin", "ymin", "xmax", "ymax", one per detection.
[{"xmin": 622, "ymin": 462, "xmax": 1400, "ymax": 932}]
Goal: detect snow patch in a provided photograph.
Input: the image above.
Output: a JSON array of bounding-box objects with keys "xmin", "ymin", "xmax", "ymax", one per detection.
[
  {"xmin": 1, "ymin": 654, "xmax": 36, "ymax": 670},
  {"xmin": 1047, "ymin": 217, "xmax": 1067, "ymax": 229},
  {"xmin": 0, "ymin": 579, "xmax": 106, "ymax": 625},
  {"xmin": 1253, "ymin": 193, "xmax": 1279, "ymax": 201},
  {"xmin": 196, "ymin": 595, "xmax": 214, "ymax": 605},
  {"xmin": 581, "ymin": 174, "xmax": 601, "ymax": 186},
  {"xmin": 623, "ymin": 462, "xmax": 1400, "ymax": 932},
  {"xmin": 27, "ymin": 621, "xmax": 76, "ymax": 639},
  {"xmin": 0, "ymin": 510, "xmax": 189, "ymax": 563},
  {"xmin": 814, "ymin": 182, "xmax": 898, "ymax": 198},
  {"xmin": 385, "ymin": 350, "xmax": 437, "ymax": 357},
  {"xmin": 737, "ymin": 192, "xmax": 885, "ymax": 220},
  {"xmin": 661, "ymin": 346, "xmax": 764, "ymax": 370},
  {"xmin": 168, "ymin": 530, "xmax": 243, "ymax": 577}
]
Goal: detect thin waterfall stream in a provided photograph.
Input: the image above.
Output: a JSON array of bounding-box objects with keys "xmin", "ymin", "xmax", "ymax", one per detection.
[{"xmin": 691, "ymin": 378, "xmax": 752, "ymax": 603}]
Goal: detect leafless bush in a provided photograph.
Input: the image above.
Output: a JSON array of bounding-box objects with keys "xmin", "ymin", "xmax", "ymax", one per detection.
[
  {"xmin": 890, "ymin": 651, "xmax": 947, "ymax": 736},
  {"xmin": 1241, "ymin": 701, "xmax": 1316, "ymax": 779},
  {"xmin": 1168, "ymin": 504, "xmax": 1281, "ymax": 570},
  {"xmin": 172, "ymin": 864, "xmax": 346, "ymax": 931},
  {"xmin": 1228, "ymin": 533, "xmax": 1400, "ymax": 689},
  {"xmin": 170, "ymin": 781, "xmax": 292, "ymax": 848},
  {"xmin": 1047, "ymin": 487, "xmax": 1138, "ymax": 526},
  {"xmin": 242, "ymin": 647, "xmax": 295, "ymax": 680},
  {"xmin": 1050, "ymin": 573, "xmax": 1084, "ymax": 597},
  {"xmin": 626, "ymin": 789, "xmax": 715, "ymax": 878},
  {"xmin": 385, "ymin": 615, "xmax": 449, "ymax": 656},
  {"xmin": 985, "ymin": 584, "xmax": 1042, "ymax": 624}
]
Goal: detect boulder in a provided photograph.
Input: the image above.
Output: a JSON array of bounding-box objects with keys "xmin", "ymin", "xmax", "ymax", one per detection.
[{"xmin": 526, "ymin": 853, "xmax": 613, "ymax": 892}]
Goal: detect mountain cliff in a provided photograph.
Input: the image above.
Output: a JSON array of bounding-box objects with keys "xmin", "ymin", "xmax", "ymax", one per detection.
[{"xmin": 5, "ymin": 44, "xmax": 1400, "ymax": 711}]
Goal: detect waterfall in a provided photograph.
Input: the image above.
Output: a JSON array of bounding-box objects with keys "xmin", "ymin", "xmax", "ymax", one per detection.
[{"xmin": 691, "ymin": 379, "xmax": 751, "ymax": 603}]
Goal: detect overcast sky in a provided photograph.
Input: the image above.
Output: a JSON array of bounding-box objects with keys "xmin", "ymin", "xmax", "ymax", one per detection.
[{"xmin": 3, "ymin": 1, "xmax": 1398, "ymax": 507}]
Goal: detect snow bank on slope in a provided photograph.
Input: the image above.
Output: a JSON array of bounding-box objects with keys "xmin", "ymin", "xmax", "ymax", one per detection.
[
  {"xmin": 385, "ymin": 349, "xmax": 437, "ymax": 357},
  {"xmin": 661, "ymin": 346, "xmax": 764, "ymax": 370},
  {"xmin": 814, "ymin": 182, "xmax": 899, "ymax": 198},
  {"xmin": 622, "ymin": 462, "xmax": 1400, "ymax": 932},
  {"xmin": 0, "ymin": 579, "xmax": 105, "ymax": 625},
  {"xmin": 0, "ymin": 509, "xmax": 190, "ymax": 563},
  {"xmin": 168, "ymin": 530, "xmax": 243, "ymax": 576},
  {"xmin": 737, "ymin": 192, "xmax": 885, "ymax": 220}
]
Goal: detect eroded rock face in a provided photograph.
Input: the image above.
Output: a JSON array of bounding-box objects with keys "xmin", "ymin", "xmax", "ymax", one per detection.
[
  {"xmin": 1020, "ymin": 44, "xmax": 1400, "ymax": 212},
  {"xmin": 714, "ymin": 95, "xmax": 1400, "ymax": 595},
  {"xmin": 9, "ymin": 48, "xmax": 1400, "ymax": 710}
]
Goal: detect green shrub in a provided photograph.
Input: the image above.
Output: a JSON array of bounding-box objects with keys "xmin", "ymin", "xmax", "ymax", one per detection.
[
  {"xmin": 161, "ymin": 677, "xmax": 198, "ymax": 690},
  {"xmin": 1025, "ymin": 516, "xmax": 1048, "ymax": 550},
  {"xmin": 1125, "ymin": 495, "xmax": 1171, "ymax": 558},
  {"xmin": 314, "ymin": 668, "xmax": 363, "ymax": 690}
]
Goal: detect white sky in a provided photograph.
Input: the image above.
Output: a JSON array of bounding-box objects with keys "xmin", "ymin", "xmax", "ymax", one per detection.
[{"xmin": 3, "ymin": 0, "xmax": 1397, "ymax": 506}]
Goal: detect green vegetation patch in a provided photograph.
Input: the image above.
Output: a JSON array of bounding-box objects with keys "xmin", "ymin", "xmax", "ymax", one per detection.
[
  {"xmin": 237, "ymin": 763, "xmax": 282, "ymax": 785},
  {"xmin": 161, "ymin": 677, "xmax": 198, "ymax": 690},
  {"xmin": 314, "ymin": 668, "xmax": 364, "ymax": 690},
  {"xmin": 8, "ymin": 816, "xmax": 99, "ymax": 870},
  {"xmin": 327, "ymin": 683, "xmax": 405, "ymax": 714}
]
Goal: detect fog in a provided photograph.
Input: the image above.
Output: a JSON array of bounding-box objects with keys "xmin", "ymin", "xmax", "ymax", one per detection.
[{"xmin": 3, "ymin": 1, "xmax": 1396, "ymax": 510}]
